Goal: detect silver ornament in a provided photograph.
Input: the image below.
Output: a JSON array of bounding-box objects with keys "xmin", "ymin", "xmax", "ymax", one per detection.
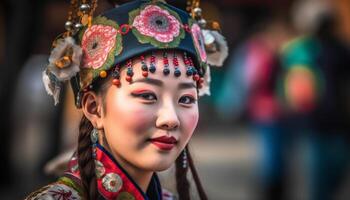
[
  {"xmin": 95, "ymin": 160, "xmax": 105, "ymax": 179},
  {"xmin": 79, "ymin": 4, "xmax": 91, "ymax": 12},
  {"xmin": 194, "ymin": 7, "xmax": 202, "ymax": 16},
  {"xmin": 74, "ymin": 23, "xmax": 83, "ymax": 30},
  {"xmin": 64, "ymin": 21, "xmax": 73, "ymax": 31},
  {"xmin": 102, "ymin": 173, "xmax": 123, "ymax": 193},
  {"xmin": 198, "ymin": 19, "xmax": 207, "ymax": 28},
  {"xmin": 90, "ymin": 128, "xmax": 99, "ymax": 144}
]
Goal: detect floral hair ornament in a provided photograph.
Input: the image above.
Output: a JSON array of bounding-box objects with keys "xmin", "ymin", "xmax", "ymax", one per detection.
[
  {"xmin": 43, "ymin": 0, "xmax": 228, "ymax": 107},
  {"xmin": 42, "ymin": 0, "xmax": 98, "ymax": 105},
  {"xmin": 186, "ymin": 0, "xmax": 228, "ymax": 96},
  {"xmin": 187, "ymin": 0, "xmax": 229, "ymax": 67}
]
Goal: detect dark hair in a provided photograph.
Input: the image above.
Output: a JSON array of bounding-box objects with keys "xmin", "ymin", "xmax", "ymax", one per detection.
[
  {"xmin": 176, "ymin": 146, "xmax": 208, "ymax": 200},
  {"xmin": 77, "ymin": 50, "xmax": 208, "ymax": 200},
  {"xmin": 77, "ymin": 115, "xmax": 98, "ymax": 200}
]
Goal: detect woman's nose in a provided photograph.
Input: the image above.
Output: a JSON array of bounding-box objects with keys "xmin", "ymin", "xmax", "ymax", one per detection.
[{"xmin": 156, "ymin": 102, "xmax": 180, "ymax": 130}]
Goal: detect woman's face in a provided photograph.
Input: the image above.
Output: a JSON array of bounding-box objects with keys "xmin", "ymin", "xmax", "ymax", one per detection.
[{"xmin": 100, "ymin": 51, "xmax": 199, "ymax": 171}]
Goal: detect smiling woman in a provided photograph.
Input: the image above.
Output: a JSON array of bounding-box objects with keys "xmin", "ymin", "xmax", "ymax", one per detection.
[{"xmin": 25, "ymin": 0, "xmax": 228, "ymax": 200}]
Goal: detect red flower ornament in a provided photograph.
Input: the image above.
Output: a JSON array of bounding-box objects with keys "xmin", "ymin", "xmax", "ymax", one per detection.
[
  {"xmin": 81, "ymin": 24, "xmax": 118, "ymax": 69},
  {"xmin": 130, "ymin": 4, "xmax": 185, "ymax": 48}
]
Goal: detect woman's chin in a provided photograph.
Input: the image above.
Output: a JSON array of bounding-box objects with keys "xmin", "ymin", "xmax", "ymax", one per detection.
[{"xmin": 137, "ymin": 157, "xmax": 174, "ymax": 172}]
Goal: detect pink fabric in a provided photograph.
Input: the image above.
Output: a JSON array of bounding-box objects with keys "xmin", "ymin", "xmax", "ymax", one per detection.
[
  {"xmin": 191, "ymin": 23, "xmax": 207, "ymax": 62},
  {"xmin": 133, "ymin": 5, "xmax": 181, "ymax": 43},
  {"xmin": 81, "ymin": 25, "xmax": 117, "ymax": 69}
]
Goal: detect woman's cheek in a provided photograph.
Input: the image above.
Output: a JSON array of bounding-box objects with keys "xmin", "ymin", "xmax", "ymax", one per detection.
[
  {"xmin": 118, "ymin": 101, "xmax": 155, "ymax": 132},
  {"xmin": 180, "ymin": 108, "xmax": 199, "ymax": 138}
]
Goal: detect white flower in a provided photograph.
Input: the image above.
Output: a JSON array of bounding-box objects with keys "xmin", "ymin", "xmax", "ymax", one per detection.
[{"xmin": 47, "ymin": 37, "xmax": 82, "ymax": 81}]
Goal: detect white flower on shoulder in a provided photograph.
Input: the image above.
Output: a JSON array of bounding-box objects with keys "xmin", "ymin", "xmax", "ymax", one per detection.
[{"xmin": 47, "ymin": 37, "xmax": 82, "ymax": 81}]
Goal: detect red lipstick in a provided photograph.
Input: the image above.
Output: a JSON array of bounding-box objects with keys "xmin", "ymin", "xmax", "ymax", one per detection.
[{"xmin": 149, "ymin": 136, "xmax": 177, "ymax": 151}]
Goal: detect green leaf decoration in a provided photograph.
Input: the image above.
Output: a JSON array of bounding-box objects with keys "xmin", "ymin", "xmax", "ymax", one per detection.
[{"xmin": 79, "ymin": 16, "xmax": 123, "ymax": 87}]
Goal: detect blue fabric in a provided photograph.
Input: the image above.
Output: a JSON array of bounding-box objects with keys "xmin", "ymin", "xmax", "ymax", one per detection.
[{"xmin": 98, "ymin": 0, "xmax": 200, "ymax": 68}]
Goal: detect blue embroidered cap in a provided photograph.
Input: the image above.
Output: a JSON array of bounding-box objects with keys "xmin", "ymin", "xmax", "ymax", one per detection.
[
  {"xmin": 43, "ymin": 0, "xmax": 228, "ymax": 107},
  {"xmin": 76, "ymin": 0, "xmax": 207, "ymax": 90}
]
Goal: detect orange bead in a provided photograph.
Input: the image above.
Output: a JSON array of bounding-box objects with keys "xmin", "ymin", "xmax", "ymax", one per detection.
[{"xmin": 99, "ymin": 70, "xmax": 107, "ymax": 78}]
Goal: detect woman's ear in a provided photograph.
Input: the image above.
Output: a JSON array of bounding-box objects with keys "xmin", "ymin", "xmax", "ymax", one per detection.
[{"xmin": 81, "ymin": 91, "xmax": 104, "ymax": 129}]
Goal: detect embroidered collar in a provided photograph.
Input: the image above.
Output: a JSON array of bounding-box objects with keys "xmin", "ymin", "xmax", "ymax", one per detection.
[{"xmin": 65, "ymin": 144, "xmax": 162, "ymax": 200}]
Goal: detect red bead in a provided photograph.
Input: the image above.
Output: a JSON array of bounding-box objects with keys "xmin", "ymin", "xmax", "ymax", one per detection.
[
  {"xmin": 126, "ymin": 76, "xmax": 132, "ymax": 82},
  {"xmin": 142, "ymin": 71, "xmax": 148, "ymax": 77},
  {"xmin": 112, "ymin": 79, "xmax": 121, "ymax": 86},
  {"xmin": 193, "ymin": 74, "xmax": 200, "ymax": 81}
]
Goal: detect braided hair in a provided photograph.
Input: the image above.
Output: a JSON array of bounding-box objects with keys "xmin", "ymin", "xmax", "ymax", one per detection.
[
  {"xmin": 176, "ymin": 146, "xmax": 208, "ymax": 200},
  {"xmin": 77, "ymin": 115, "xmax": 98, "ymax": 200}
]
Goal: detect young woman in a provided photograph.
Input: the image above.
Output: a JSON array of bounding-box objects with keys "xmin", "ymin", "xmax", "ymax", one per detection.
[{"xmin": 26, "ymin": 0, "xmax": 227, "ymax": 199}]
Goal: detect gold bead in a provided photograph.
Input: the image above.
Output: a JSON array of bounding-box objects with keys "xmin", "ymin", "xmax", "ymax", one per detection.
[
  {"xmin": 55, "ymin": 56, "xmax": 71, "ymax": 68},
  {"xmin": 100, "ymin": 70, "xmax": 107, "ymax": 78},
  {"xmin": 81, "ymin": 14, "xmax": 89, "ymax": 26}
]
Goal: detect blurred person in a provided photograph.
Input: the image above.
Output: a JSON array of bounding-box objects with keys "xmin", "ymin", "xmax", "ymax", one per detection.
[
  {"xmin": 277, "ymin": 0, "xmax": 350, "ymax": 199},
  {"xmin": 24, "ymin": 0, "xmax": 228, "ymax": 199},
  {"xmin": 216, "ymin": 14, "xmax": 296, "ymax": 199}
]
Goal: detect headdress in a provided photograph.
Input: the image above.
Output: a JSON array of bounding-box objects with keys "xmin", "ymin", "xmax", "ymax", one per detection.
[{"xmin": 43, "ymin": 0, "xmax": 228, "ymax": 107}]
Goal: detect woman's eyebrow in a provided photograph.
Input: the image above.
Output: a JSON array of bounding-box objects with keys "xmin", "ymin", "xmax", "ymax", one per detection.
[
  {"xmin": 178, "ymin": 82, "xmax": 196, "ymax": 90},
  {"xmin": 132, "ymin": 78, "xmax": 163, "ymax": 86},
  {"xmin": 132, "ymin": 78, "xmax": 196, "ymax": 89}
]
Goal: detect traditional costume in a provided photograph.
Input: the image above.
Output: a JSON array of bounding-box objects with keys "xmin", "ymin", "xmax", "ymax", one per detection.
[{"xmin": 25, "ymin": 0, "xmax": 228, "ymax": 199}]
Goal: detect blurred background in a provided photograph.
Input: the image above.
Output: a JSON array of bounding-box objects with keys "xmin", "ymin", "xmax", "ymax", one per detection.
[{"xmin": 1, "ymin": 0, "xmax": 350, "ymax": 199}]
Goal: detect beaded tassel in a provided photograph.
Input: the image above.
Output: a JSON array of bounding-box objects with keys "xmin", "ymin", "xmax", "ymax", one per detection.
[
  {"xmin": 182, "ymin": 148, "xmax": 188, "ymax": 169},
  {"xmin": 189, "ymin": 57, "xmax": 200, "ymax": 81},
  {"xmin": 149, "ymin": 52, "xmax": 156, "ymax": 73},
  {"xmin": 173, "ymin": 52, "xmax": 181, "ymax": 77},
  {"xmin": 112, "ymin": 64, "xmax": 121, "ymax": 86},
  {"xmin": 140, "ymin": 55, "xmax": 149, "ymax": 77},
  {"xmin": 126, "ymin": 59, "xmax": 133, "ymax": 83},
  {"xmin": 183, "ymin": 52, "xmax": 194, "ymax": 76},
  {"xmin": 91, "ymin": 128, "xmax": 99, "ymax": 159},
  {"xmin": 163, "ymin": 52, "xmax": 170, "ymax": 75}
]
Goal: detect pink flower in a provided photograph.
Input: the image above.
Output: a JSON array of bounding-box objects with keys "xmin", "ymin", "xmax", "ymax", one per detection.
[
  {"xmin": 133, "ymin": 5, "xmax": 181, "ymax": 43},
  {"xmin": 81, "ymin": 25, "xmax": 117, "ymax": 69},
  {"xmin": 191, "ymin": 23, "xmax": 207, "ymax": 62}
]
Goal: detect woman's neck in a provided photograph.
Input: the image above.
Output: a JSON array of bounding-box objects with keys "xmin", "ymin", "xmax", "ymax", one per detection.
[
  {"xmin": 114, "ymin": 153, "xmax": 153, "ymax": 192},
  {"xmin": 101, "ymin": 140, "xmax": 153, "ymax": 192}
]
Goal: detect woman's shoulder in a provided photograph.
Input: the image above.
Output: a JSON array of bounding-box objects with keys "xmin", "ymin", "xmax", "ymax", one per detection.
[{"xmin": 25, "ymin": 176, "xmax": 83, "ymax": 200}]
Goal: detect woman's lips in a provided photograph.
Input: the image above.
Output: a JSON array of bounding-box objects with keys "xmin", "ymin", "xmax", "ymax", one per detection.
[{"xmin": 149, "ymin": 136, "xmax": 177, "ymax": 151}]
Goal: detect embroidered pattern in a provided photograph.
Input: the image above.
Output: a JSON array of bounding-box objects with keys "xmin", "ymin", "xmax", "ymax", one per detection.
[
  {"xmin": 81, "ymin": 25, "xmax": 117, "ymax": 69},
  {"xmin": 79, "ymin": 16, "xmax": 123, "ymax": 89},
  {"xmin": 129, "ymin": 4, "xmax": 185, "ymax": 48},
  {"xmin": 190, "ymin": 21, "xmax": 207, "ymax": 63}
]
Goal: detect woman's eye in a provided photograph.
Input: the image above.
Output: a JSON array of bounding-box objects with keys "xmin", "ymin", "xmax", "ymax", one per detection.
[
  {"xmin": 179, "ymin": 95, "xmax": 196, "ymax": 105},
  {"xmin": 131, "ymin": 92, "xmax": 157, "ymax": 101}
]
